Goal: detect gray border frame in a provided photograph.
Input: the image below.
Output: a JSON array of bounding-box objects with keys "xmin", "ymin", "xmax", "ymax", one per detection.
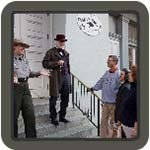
[{"xmin": 1, "ymin": 1, "xmax": 149, "ymax": 150}]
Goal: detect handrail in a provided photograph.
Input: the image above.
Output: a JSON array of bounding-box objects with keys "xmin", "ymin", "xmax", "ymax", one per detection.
[
  {"xmin": 71, "ymin": 73, "xmax": 101, "ymax": 100},
  {"xmin": 70, "ymin": 72, "xmax": 101, "ymax": 136}
]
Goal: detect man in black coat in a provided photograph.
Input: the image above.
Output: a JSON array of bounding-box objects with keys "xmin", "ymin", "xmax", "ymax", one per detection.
[{"xmin": 42, "ymin": 34, "xmax": 71, "ymax": 126}]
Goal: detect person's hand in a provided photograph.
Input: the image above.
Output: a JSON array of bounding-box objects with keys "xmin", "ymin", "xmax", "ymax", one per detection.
[
  {"xmin": 116, "ymin": 121, "xmax": 121, "ymax": 126},
  {"xmin": 14, "ymin": 74, "xmax": 19, "ymax": 84},
  {"xmin": 87, "ymin": 87, "xmax": 93, "ymax": 92},
  {"xmin": 113, "ymin": 121, "xmax": 121, "ymax": 129},
  {"xmin": 131, "ymin": 128, "xmax": 137, "ymax": 137},
  {"xmin": 40, "ymin": 69, "xmax": 51, "ymax": 76},
  {"xmin": 131, "ymin": 122, "xmax": 137, "ymax": 137},
  {"xmin": 58, "ymin": 60, "xmax": 64, "ymax": 66}
]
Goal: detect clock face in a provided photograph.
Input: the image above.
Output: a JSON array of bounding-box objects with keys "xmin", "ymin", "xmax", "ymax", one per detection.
[{"xmin": 77, "ymin": 14, "xmax": 102, "ymax": 36}]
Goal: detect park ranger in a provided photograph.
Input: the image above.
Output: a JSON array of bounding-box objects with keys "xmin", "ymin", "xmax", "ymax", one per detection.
[{"xmin": 13, "ymin": 39, "xmax": 49, "ymax": 138}]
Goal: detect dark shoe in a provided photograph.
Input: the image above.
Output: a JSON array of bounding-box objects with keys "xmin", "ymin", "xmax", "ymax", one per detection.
[
  {"xmin": 51, "ymin": 119, "xmax": 59, "ymax": 126},
  {"xmin": 59, "ymin": 118, "xmax": 70, "ymax": 123}
]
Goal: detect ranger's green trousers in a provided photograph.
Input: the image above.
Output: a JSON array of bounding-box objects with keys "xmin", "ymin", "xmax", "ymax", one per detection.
[{"xmin": 14, "ymin": 82, "xmax": 36, "ymax": 138}]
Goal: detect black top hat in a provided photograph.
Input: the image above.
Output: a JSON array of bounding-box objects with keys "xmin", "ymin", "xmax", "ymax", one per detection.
[{"xmin": 54, "ymin": 34, "xmax": 67, "ymax": 42}]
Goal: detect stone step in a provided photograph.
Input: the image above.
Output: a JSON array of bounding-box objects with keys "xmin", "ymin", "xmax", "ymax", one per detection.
[
  {"xmin": 43, "ymin": 123, "xmax": 97, "ymax": 138},
  {"xmin": 20, "ymin": 98, "xmax": 73, "ymax": 117},
  {"xmin": 18, "ymin": 107, "xmax": 84, "ymax": 132},
  {"xmin": 18, "ymin": 97, "xmax": 98, "ymax": 138},
  {"xmin": 32, "ymin": 96, "xmax": 73, "ymax": 107},
  {"xmin": 89, "ymin": 135, "xmax": 100, "ymax": 138},
  {"xmin": 18, "ymin": 115, "xmax": 90, "ymax": 138},
  {"xmin": 33, "ymin": 103, "xmax": 74, "ymax": 117},
  {"xmin": 18, "ymin": 97, "xmax": 74, "ymax": 120}
]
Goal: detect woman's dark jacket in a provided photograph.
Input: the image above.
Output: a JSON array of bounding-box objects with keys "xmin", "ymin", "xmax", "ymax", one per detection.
[
  {"xmin": 115, "ymin": 82, "xmax": 130, "ymax": 123},
  {"xmin": 121, "ymin": 82, "xmax": 137, "ymax": 127}
]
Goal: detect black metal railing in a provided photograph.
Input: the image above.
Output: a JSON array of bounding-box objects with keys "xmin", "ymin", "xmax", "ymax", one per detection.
[{"xmin": 71, "ymin": 73, "xmax": 101, "ymax": 136}]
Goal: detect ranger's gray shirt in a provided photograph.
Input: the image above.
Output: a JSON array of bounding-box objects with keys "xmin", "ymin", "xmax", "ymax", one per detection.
[{"xmin": 14, "ymin": 55, "xmax": 40, "ymax": 78}]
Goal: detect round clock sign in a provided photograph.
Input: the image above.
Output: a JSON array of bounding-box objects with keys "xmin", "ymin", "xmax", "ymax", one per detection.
[{"xmin": 77, "ymin": 14, "xmax": 102, "ymax": 36}]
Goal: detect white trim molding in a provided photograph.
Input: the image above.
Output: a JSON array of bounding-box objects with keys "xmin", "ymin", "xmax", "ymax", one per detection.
[
  {"xmin": 128, "ymin": 38, "xmax": 137, "ymax": 47},
  {"xmin": 109, "ymin": 32, "xmax": 121, "ymax": 41}
]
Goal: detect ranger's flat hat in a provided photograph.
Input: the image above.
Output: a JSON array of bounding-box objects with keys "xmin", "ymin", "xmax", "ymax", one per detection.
[{"xmin": 14, "ymin": 39, "xmax": 30, "ymax": 48}]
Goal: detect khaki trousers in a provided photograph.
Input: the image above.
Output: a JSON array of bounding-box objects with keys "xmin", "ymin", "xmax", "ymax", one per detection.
[{"xmin": 100, "ymin": 103, "xmax": 116, "ymax": 138}]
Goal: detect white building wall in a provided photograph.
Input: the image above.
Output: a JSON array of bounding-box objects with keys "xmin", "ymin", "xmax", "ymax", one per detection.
[
  {"xmin": 109, "ymin": 16, "xmax": 117, "ymax": 33},
  {"xmin": 52, "ymin": 14, "xmax": 66, "ymax": 46},
  {"xmin": 65, "ymin": 14, "xmax": 110, "ymax": 92},
  {"xmin": 14, "ymin": 13, "xmax": 136, "ymax": 98},
  {"xmin": 108, "ymin": 15, "xmax": 121, "ymax": 69},
  {"xmin": 14, "ymin": 14, "xmax": 21, "ymax": 39},
  {"xmin": 14, "ymin": 14, "xmax": 50, "ymax": 98}
]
